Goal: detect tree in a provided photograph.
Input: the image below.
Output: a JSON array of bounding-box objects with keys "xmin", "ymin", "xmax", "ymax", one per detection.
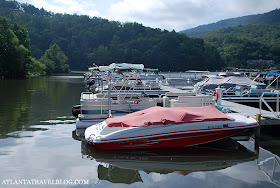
[
  {"xmin": 0, "ymin": 16, "xmax": 46, "ymax": 78},
  {"xmin": 39, "ymin": 43, "xmax": 69, "ymax": 74},
  {"xmin": 201, "ymin": 24, "xmax": 280, "ymax": 68},
  {"xmin": 10, "ymin": 22, "xmax": 31, "ymax": 51},
  {"xmin": 26, "ymin": 57, "xmax": 46, "ymax": 75},
  {"xmin": 0, "ymin": 17, "xmax": 29, "ymax": 78}
]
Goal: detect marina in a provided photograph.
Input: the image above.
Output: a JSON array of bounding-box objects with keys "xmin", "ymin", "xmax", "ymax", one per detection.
[
  {"xmin": 1, "ymin": 1, "xmax": 280, "ymax": 187},
  {"xmin": 2, "ymin": 72, "xmax": 280, "ymax": 187},
  {"xmin": 78, "ymin": 65, "xmax": 280, "ymax": 130}
]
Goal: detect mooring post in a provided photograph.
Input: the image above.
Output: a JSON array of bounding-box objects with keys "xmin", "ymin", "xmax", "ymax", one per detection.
[{"xmin": 254, "ymin": 114, "xmax": 261, "ymax": 156}]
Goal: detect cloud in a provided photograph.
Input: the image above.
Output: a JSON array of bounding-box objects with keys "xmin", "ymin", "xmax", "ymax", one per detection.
[
  {"xmin": 212, "ymin": 0, "xmax": 280, "ymax": 18},
  {"xmin": 18, "ymin": 0, "xmax": 101, "ymax": 17},
  {"xmin": 106, "ymin": 0, "xmax": 280, "ymax": 31},
  {"xmin": 0, "ymin": 125, "xmax": 100, "ymax": 182},
  {"xmin": 106, "ymin": 0, "xmax": 213, "ymax": 31},
  {"xmin": 220, "ymin": 163, "xmax": 268, "ymax": 184},
  {"xmin": 232, "ymin": 0, "xmax": 280, "ymax": 14},
  {"xmin": 17, "ymin": 0, "xmax": 280, "ymax": 31}
]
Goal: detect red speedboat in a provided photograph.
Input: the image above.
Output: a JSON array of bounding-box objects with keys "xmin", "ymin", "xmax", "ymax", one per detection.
[{"xmin": 85, "ymin": 105, "xmax": 258, "ymax": 150}]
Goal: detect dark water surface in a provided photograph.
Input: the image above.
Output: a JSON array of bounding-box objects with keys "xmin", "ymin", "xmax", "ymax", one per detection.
[{"xmin": 1, "ymin": 75, "xmax": 280, "ymax": 188}]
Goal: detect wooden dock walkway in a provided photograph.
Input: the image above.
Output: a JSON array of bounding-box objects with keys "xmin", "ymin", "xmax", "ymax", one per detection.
[
  {"xmin": 222, "ymin": 96, "xmax": 280, "ymax": 103},
  {"xmin": 221, "ymin": 100, "xmax": 280, "ymax": 125}
]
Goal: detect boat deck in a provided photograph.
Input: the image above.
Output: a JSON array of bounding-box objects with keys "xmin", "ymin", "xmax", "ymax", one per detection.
[
  {"xmin": 160, "ymin": 85, "xmax": 189, "ymax": 93},
  {"xmin": 101, "ymin": 127, "xmax": 127, "ymax": 135}
]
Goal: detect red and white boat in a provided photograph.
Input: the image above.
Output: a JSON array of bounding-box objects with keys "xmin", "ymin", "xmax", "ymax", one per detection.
[{"xmin": 85, "ymin": 105, "xmax": 258, "ymax": 150}]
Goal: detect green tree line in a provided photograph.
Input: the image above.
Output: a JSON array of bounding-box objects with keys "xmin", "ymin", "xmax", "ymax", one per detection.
[
  {"xmin": 200, "ymin": 24, "xmax": 280, "ymax": 68},
  {"xmin": 0, "ymin": 0, "xmax": 224, "ymax": 72}
]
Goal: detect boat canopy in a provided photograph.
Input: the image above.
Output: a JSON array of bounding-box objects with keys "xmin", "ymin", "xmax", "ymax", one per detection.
[
  {"xmin": 105, "ymin": 105, "xmax": 235, "ymax": 127},
  {"xmin": 98, "ymin": 63, "xmax": 144, "ymax": 72},
  {"xmin": 195, "ymin": 76, "xmax": 266, "ymax": 92},
  {"xmin": 260, "ymin": 71, "xmax": 280, "ymax": 77}
]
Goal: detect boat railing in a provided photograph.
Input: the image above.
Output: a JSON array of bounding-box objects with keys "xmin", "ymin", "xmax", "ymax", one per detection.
[
  {"xmin": 250, "ymin": 73, "xmax": 261, "ymax": 85},
  {"xmin": 114, "ymin": 79, "xmax": 135, "ymax": 100},
  {"xmin": 266, "ymin": 74, "xmax": 280, "ymax": 89},
  {"xmin": 102, "ymin": 79, "xmax": 148, "ymax": 112},
  {"xmin": 257, "ymin": 152, "xmax": 280, "ymax": 186},
  {"xmin": 203, "ymin": 89, "xmax": 214, "ymax": 96},
  {"xmin": 200, "ymin": 86, "xmax": 262, "ymax": 97},
  {"xmin": 240, "ymin": 89, "xmax": 249, "ymax": 96},
  {"xmin": 259, "ymin": 91, "xmax": 280, "ymax": 119},
  {"xmin": 119, "ymin": 79, "xmax": 130, "ymax": 91},
  {"xmin": 222, "ymin": 87, "xmax": 236, "ymax": 97}
]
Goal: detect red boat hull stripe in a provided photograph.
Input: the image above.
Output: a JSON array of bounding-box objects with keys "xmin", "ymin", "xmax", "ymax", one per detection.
[{"xmin": 90, "ymin": 127, "xmax": 252, "ymax": 150}]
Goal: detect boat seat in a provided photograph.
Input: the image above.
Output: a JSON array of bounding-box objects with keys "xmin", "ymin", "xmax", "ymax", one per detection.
[{"xmin": 81, "ymin": 92, "xmax": 94, "ymax": 100}]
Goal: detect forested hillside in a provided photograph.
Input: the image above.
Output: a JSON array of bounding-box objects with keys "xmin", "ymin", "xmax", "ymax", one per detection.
[
  {"xmin": 181, "ymin": 9, "xmax": 280, "ymax": 37},
  {"xmin": 0, "ymin": 0, "xmax": 224, "ymax": 71},
  {"xmin": 200, "ymin": 24, "xmax": 280, "ymax": 68}
]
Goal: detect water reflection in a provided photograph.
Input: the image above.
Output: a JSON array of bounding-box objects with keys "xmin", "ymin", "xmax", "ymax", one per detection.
[
  {"xmin": 80, "ymin": 138, "xmax": 257, "ymax": 184},
  {"xmin": 256, "ymin": 147, "xmax": 280, "ymax": 186},
  {"xmin": 0, "ymin": 79, "xmax": 33, "ymax": 137},
  {"xmin": 0, "ymin": 76, "xmax": 84, "ymax": 138},
  {"xmin": 97, "ymin": 165, "xmax": 143, "ymax": 184}
]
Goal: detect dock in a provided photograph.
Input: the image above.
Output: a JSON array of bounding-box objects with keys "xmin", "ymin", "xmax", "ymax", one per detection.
[
  {"xmin": 160, "ymin": 85, "xmax": 192, "ymax": 93},
  {"xmin": 221, "ymin": 100, "xmax": 280, "ymax": 126},
  {"xmin": 223, "ymin": 96, "xmax": 280, "ymax": 103},
  {"xmin": 160, "ymin": 84, "xmax": 280, "ymax": 126}
]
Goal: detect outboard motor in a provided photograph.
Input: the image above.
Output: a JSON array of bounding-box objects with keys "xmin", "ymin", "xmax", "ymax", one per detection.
[{"xmin": 72, "ymin": 105, "xmax": 81, "ymax": 118}]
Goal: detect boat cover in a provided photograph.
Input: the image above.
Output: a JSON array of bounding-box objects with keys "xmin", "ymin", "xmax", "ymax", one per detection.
[
  {"xmin": 260, "ymin": 71, "xmax": 280, "ymax": 77},
  {"xmin": 98, "ymin": 63, "xmax": 144, "ymax": 72},
  {"xmin": 105, "ymin": 105, "xmax": 235, "ymax": 127},
  {"xmin": 195, "ymin": 76, "xmax": 266, "ymax": 92}
]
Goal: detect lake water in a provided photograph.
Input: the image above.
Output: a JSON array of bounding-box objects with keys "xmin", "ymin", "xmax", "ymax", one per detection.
[{"xmin": 1, "ymin": 74, "xmax": 280, "ymax": 188}]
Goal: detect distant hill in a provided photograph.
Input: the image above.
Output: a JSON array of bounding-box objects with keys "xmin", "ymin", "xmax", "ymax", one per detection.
[
  {"xmin": 180, "ymin": 9, "xmax": 280, "ymax": 36},
  {"xmin": 200, "ymin": 24, "xmax": 280, "ymax": 68}
]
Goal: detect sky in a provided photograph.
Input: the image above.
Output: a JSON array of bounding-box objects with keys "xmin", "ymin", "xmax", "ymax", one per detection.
[{"xmin": 16, "ymin": 0, "xmax": 280, "ymax": 31}]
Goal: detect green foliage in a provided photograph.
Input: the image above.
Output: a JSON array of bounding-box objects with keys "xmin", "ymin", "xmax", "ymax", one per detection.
[
  {"xmin": 26, "ymin": 57, "xmax": 46, "ymax": 76},
  {"xmin": 0, "ymin": 15, "xmax": 45, "ymax": 78},
  {"xmin": 40, "ymin": 43, "xmax": 69, "ymax": 74},
  {"xmin": 10, "ymin": 22, "xmax": 31, "ymax": 51},
  {"xmin": 181, "ymin": 8, "xmax": 280, "ymax": 69},
  {"xmin": 0, "ymin": 16, "xmax": 30, "ymax": 78},
  {"xmin": 0, "ymin": 1, "xmax": 224, "ymax": 71},
  {"xmin": 201, "ymin": 24, "xmax": 280, "ymax": 68}
]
